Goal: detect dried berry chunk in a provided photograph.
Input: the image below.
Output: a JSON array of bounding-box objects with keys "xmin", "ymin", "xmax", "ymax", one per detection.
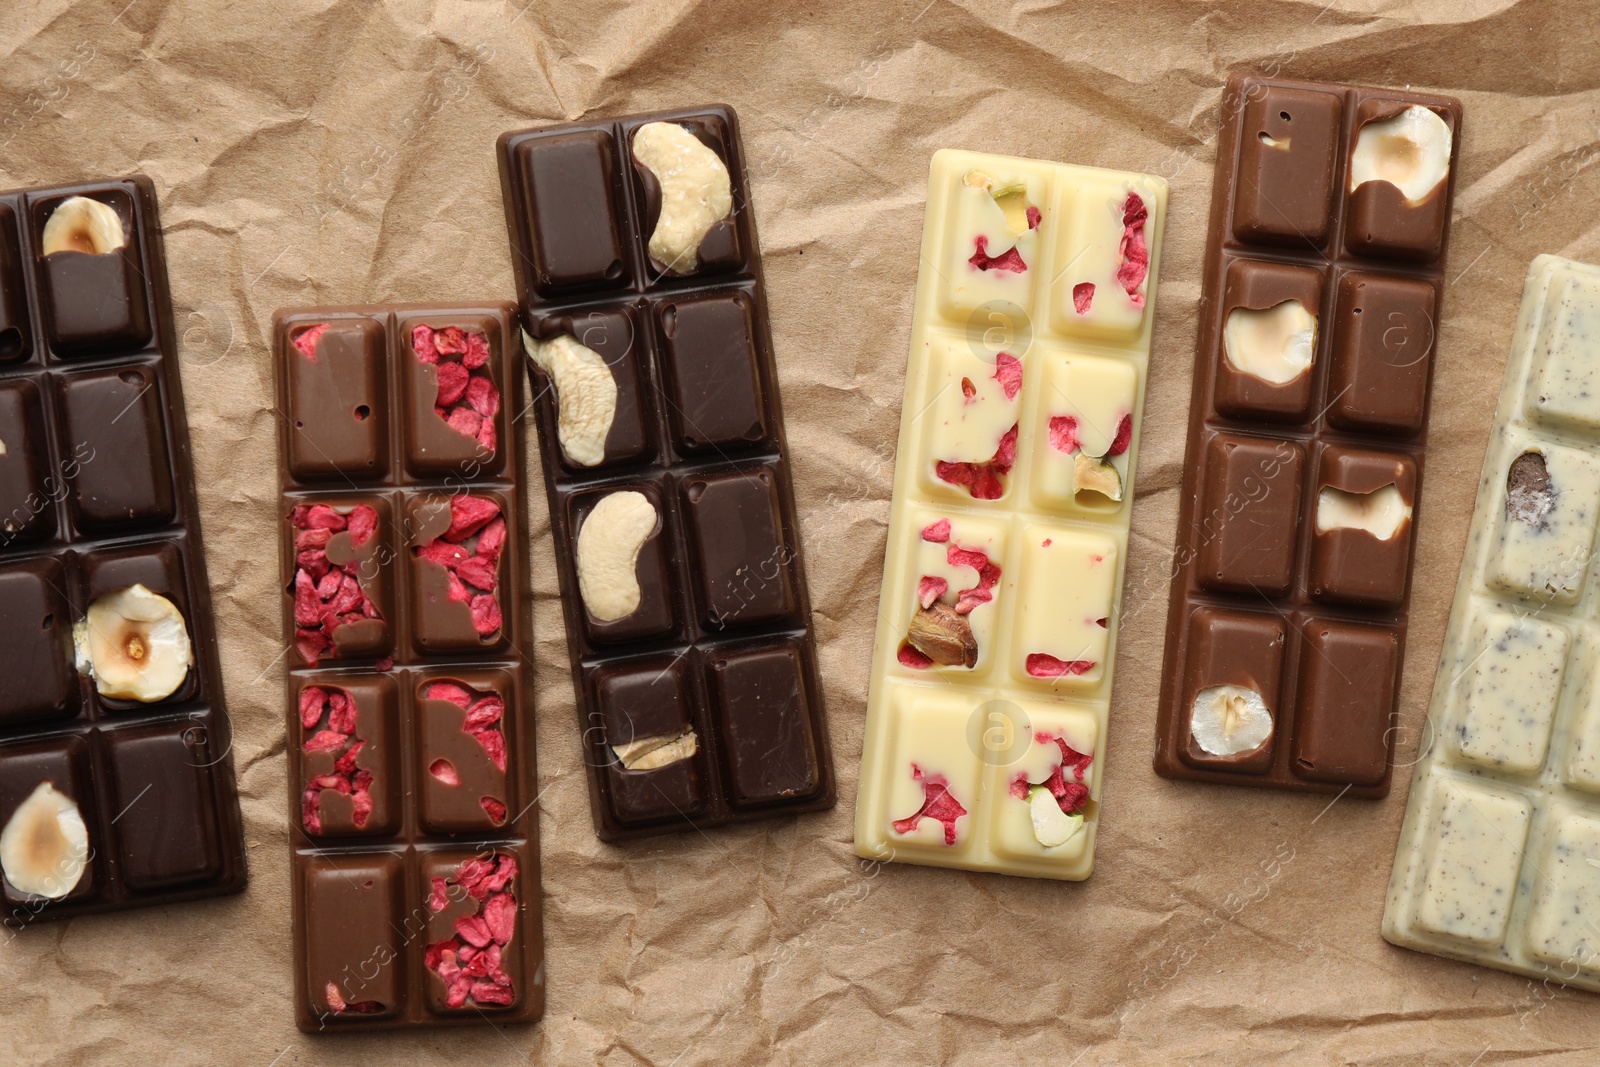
[
  {"xmin": 299, "ymin": 685, "xmax": 375, "ymax": 834},
  {"xmin": 935, "ymin": 424, "xmax": 1018, "ymax": 500},
  {"xmin": 414, "ymin": 324, "xmax": 502, "ymax": 456},
  {"xmin": 1073, "ymin": 282, "xmax": 1094, "ymax": 314},
  {"xmin": 294, "ymin": 323, "xmax": 331, "ymax": 361},
  {"xmin": 1025, "ymin": 653, "xmax": 1096, "ymax": 679},
  {"xmin": 425, "ymin": 680, "xmax": 510, "ymax": 774},
  {"xmin": 289, "ymin": 504, "xmax": 383, "ymax": 668},
  {"xmin": 891, "ymin": 766, "xmax": 967, "ymax": 845},
  {"xmin": 1009, "ymin": 734, "xmax": 1094, "ymax": 817},
  {"xmin": 424, "ymin": 853, "xmax": 519, "ymax": 1010},
  {"xmin": 1115, "ymin": 192, "xmax": 1149, "ymax": 306}
]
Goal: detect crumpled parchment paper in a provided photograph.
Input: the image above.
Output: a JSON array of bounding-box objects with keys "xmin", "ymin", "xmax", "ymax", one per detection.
[{"xmin": 3, "ymin": 0, "xmax": 1599, "ymax": 1063}]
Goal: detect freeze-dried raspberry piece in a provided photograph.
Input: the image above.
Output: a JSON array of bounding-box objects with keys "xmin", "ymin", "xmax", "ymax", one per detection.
[
  {"xmin": 456, "ymin": 914, "xmax": 493, "ymax": 948},
  {"xmin": 993, "ymin": 352, "xmax": 1022, "ymax": 401},
  {"xmin": 466, "ymin": 376, "xmax": 500, "ymax": 417},
  {"xmin": 301, "ymin": 789, "xmax": 322, "ymax": 834},
  {"xmin": 456, "ymin": 858, "xmax": 495, "ymax": 896},
  {"xmin": 304, "ymin": 504, "xmax": 348, "ymax": 531},
  {"xmin": 327, "ymin": 690, "xmax": 356, "ymax": 733},
  {"xmin": 294, "ymin": 570, "xmax": 322, "ymax": 626},
  {"xmin": 299, "ymin": 686, "xmax": 327, "ymax": 730},
  {"xmin": 1116, "ymin": 192, "xmax": 1149, "ymax": 306},
  {"xmin": 477, "ymin": 416, "xmax": 497, "ymax": 454},
  {"xmin": 331, "ymin": 574, "xmax": 363, "ymax": 615},
  {"xmin": 435, "ymin": 360, "xmax": 470, "ymax": 406},
  {"xmin": 1048, "ymin": 415, "xmax": 1078, "ymax": 454},
  {"xmin": 295, "ymin": 628, "xmax": 331, "ymax": 666},
  {"xmin": 898, "ymin": 644, "xmax": 934, "ymax": 670},
  {"xmin": 447, "ymin": 570, "xmax": 472, "ymax": 605},
  {"xmin": 416, "ymin": 539, "xmax": 471, "ymax": 569},
  {"xmin": 346, "ymin": 504, "xmax": 379, "ymax": 548},
  {"xmin": 1047, "ymin": 735, "xmax": 1095, "ymax": 781},
  {"xmin": 295, "ymin": 527, "xmax": 332, "ymax": 552},
  {"xmin": 475, "ymin": 727, "xmax": 507, "ymax": 772},
  {"xmin": 470, "ymin": 981, "xmax": 514, "ymax": 1006},
  {"xmin": 429, "ymin": 878, "xmax": 449, "ymax": 913},
  {"xmin": 934, "ymin": 424, "xmax": 1018, "ymax": 500},
  {"xmin": 480, "ymin": 796, "xmax": 507, "ymax": 823},
  {"xmin": 1025, "ymin": 653, "xmax": 1095, "ymax": 678},
  {"xmin": 969, "ymin": 235, "xmax": 1026, "ymax": 273},
  {"xmin": 446, "ymin": 406, "xmax": 482, "ymax": 440},
  {"xmin": 430, "ymin": 759, "xmax": 459, "ymax": 785},
  {"xmin": 350, "ymin": 787, "xmax": 373, "ymax": 826},
  {"xmin": 921, "ymin": 519, "xmax": 951, "ymax": 543},
  {"xmin": 477, "ymin": 517, "xmax": 507, "ymax": 563},
  {"xmin": 293, "ymin": 323, "xmax": 330, "ymax": 360},
  {"xmin": 436, "ymin": 326, "xmax": 468, "ymax": 355},
  {"xmin": 946, "ymin": 544, "xmax": 1000, "ymax": 614},
  {"xmin": 1073, "ymin": 282, "xmax": 1094, "ymax": 314},
  {"xmin": 470, "ymin": 594, "xmax": 502, "ymax": 637},
  {"xmin": 334, "ymin": 739, "xmax": 364, "ymax": 775},
  {"xmin": 483, "ymin": 892, "xmax": 516, "ymax": 944},
  {"xmin": 413, "ymin": 324, "xmax": 440, "ymax": 364},
  {"xmin": 1105, "ymin": 414, "xmax": 1132, "ymax": 458},
  {"xmin": 426, "ymin": 682, "xmax": 473, "ymax": 708},
  {"xmin": 304, "ymin": 729, "xmax": 347, "ymax": 753},
  {"xmin": 463, "ymin": 331, "xmax": 490, "ymax": 369},
  {"xmin": 446, "ymin": 496, "xmax": 500, "ymax": 542},
  {"xmin": 892, "ymin": 767, "xmax": 966, "ymax": 845},
  {"xmin": 456, "ymin": 555, "xmax": 497, "ymax": 592},
  {"xmin": 916, "ymin": 576, "xmax": 947, "ymax": 610},
  {"xmin": 465, "ymin": 697, "xmax": 503, "ymax": 730}
]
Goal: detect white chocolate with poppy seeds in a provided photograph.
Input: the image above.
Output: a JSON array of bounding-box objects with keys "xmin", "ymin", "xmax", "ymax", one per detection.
[{"xmin": 853, "ymin": 149, "xmax": 1167, "ymax": 880}]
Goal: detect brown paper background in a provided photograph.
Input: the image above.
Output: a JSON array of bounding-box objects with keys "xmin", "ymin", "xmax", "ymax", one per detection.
[{"xmin": 2, "ymin": 0, "xmax": 1599, "ymax": 1062}]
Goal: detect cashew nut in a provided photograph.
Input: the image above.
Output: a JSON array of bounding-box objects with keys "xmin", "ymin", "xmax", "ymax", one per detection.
[
  {"xmin": 523, "ymin": 330, "xmax": 618, "ymax": 467},
  {"xmin": 632, "ymin": 121, "xmax": 732, "ymax": 274},
  {"xmin": 576, "ymin": 490, "xmax": 658, "ymax": 622}
]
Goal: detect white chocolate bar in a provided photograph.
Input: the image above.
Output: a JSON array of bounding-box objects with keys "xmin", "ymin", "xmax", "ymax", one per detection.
[
  {"xmin": 1384, "ymin": 255, "xmax": 1600, "ymax": 988},
  {"xmin": 853, "ymin": 150, "xmax": 1167, "ymax": 879}
]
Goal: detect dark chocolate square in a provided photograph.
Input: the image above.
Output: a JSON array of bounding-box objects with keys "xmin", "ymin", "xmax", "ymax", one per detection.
[
  {"xmin": 655, "ymin": 290, "xmax": 768, "ymax": 453},
  {"xmin": 682, "ymin": 465, "xmax": 795, "ymax": 631},
  {"xmin": 512, "ymin": 129, "xmax": 629, "ymax": 295},
  {"xmin": 1194, "ymin": 433, "xmax": 1305, "ymax": 597},
  {"xmin": 104, "ymin": 720, "xmax": 223, "ymax": 892},
  {"xmin": 625, "ymin": 114, "xmax": 745, "ymax": 280},
  {"xmin": 0, "ymin": 380, "xmax": 56, "ymax": 548},
  {"xmin": 58, "ymin": 364, "xmax": 175, "ymax": 532},
  {"xmin": 32, "ymin": 190, "xmax": 152, "ymax": 357},
  {"xmin": 594, "ymin": 658, "xmax": 705, "ymax": 825},
  {"xmin": 0, "ymin": 558, "xmax": 80, "ymax": 726},
  {"xmin": 527, "ymin": 304, "xmax": 654, "ymax": 475},
  {"xmin": 0, "ymin": 205, "xmax": 31, "ymax": 364},
  {"xmin": 706, "ymin": 641, "xmax": 821, "ymax": 806}
]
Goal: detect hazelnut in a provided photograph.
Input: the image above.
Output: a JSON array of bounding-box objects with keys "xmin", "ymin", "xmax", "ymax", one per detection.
[
  {"xmin": 1223, "ymin": 300, "xmax": 1316, "ymax": 385},
  {"xmin": 1316, "ymin": 482, "xmax": 1412, "ymax": 540},
  {"xmin": 72, "ymin": 584, "xmax": 193, "ymax": 702},
  {"xmin": 1190, "ymin": 685, "xmax": 1273, "ymax": 758},
  {"xmin": 41, "ymin": 196, "xmax": 126, "ymax": 256},
  {"xmin": 575, "ymin": 490, "xmax": 658, "ymax": 622},
  {"xmin": 0, "ymin": 782, "xmax": 89, "ymax": 899},
  {"xmin": 1349, "ymin": 105, "xmax": 1452, "ymax": 202},
  {"xmin": 632, "ymin": 121, "xmax": 732, "ymax": 274},
  {"xmin": 523, "ymin": 330, "xmax": 618, "ymax": 467}
]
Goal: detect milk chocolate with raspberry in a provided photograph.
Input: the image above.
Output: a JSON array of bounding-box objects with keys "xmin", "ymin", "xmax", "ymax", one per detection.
[
  {"xmin": 274, "ymin": 305, "xmax": 543, "ymax": 1031},
  {"xmin": 0, "ymin": 176, "xmax": 246, "ymax": 924},
  {"xmin": 498, "ymin": 106, "xmax": 835, "ymax": 840},
  {"xmin": 1154, "ymin": 73, "xmax": 1461, "ymax": 796}
]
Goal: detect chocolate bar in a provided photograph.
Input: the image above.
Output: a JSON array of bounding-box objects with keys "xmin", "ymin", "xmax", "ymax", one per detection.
[
  {"xmin": 852, "ymin": 149, "xmax": 1168, "ymax": 879},
  {"xmin": 1154, "ymin": 73, "xmax": 1462, "ymax": 796},
  {"xmin": 1383, "ymin": 255, "xmax": 1600, "ymax": 991},
  {"xmin": 496, "ymin": 105, "xmax": 835, "ymax": 840},
  {"xmin": 274, "ymin": 305, "xmax": 543, "ymax": 1030},
  {"xmin": 0, "ymin": 177, "xmax": 245, "ymax": 924}
]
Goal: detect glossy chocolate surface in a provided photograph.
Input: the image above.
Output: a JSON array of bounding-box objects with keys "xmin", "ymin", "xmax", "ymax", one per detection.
[
  {"xmin": 498, "ymin": 106, "xmax": 834, "ymax": 840},
  {"xmin": 1155, "ymin": 74, "xmax": 1461, "ymax": 796},
  {"xmin": 274, "ymin": 305, "xmax": 543, "ymax": 1031},
  {"xmin": 0, "ymin": 177, "xmax": 245, "ymax": 924}
]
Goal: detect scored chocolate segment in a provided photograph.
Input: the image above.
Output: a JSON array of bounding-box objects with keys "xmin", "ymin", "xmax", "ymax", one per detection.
[
  {"xmin": 498, "ymin": 105, "xmax": 834, "ymax": 841},
  {"xmin": 274, "ymin": 303, "xmax": 543, "ymax": 1031},
  {"xmin": 1156, "ymin": 73, "xmax": 1459, "ymax": 797},
  {"xmin": 0, "ymin": 176, "xmax": 245, "ymax": 926}
]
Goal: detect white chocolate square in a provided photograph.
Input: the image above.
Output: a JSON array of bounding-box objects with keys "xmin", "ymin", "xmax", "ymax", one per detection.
[
  {"xmin": 915, "ymin": 335, "xmax": 1023, "ymax": 504},
  {"xmin": 935, "ymin": 163, "xmax": 1051, "ymax": 326},
  {"xmin": 874, "ymin": 685, "xmax": 984, "ymax": 856},
  {"xmin": 891, "ymin": 509, "xmax": 1008, "ymax": 678},
  {"xmin": 1523, "ymin": 807, "xmax": 1600, "ymax": 975},
  {"xmin": 1525, "ymin": 266, "xmax": 1600, "ymax": 431},
  {"xmin": 986, "ymin": 703, "xmax": 1099, "ymax": 869},
  {"xmin": 1450, "ymin": 610, "xmax": 1569, "ymax": 774},
  {"xmin": 1411, "ymin": 777, "xmax": 1531, "ymax": 948},
  {"xmin": 1484, "ymin": 437, "xmax": 1600, "ymax": 606},
  {"xmin": 1009, "ymin": 525, "xmax": 1117, "ymax": 691},
  {"xmin": 1029, "ymin": 349, "xmax": 1138, "ymax": 512},
  {"xmin": 1046, "ymin": 171, "xmax": 1164, "ymax": 344}
]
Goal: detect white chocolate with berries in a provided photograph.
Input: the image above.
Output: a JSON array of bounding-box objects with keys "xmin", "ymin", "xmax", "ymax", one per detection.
[
  {"xmin": 855, "ymin": 149, "xmax": 1167, "ymax": 880},
  {"xmin": 1384, "ymin": 256, "xmax": 1600, "ymax": 993}
]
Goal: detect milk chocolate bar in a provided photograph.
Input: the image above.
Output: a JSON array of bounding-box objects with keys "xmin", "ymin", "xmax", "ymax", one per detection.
[
  {"xmin": 497, "ymin": 105, "xmax": 835, "ymax": 840},
  {"xmin": 1384, "ymin": 255, "xmax": 1600, "ymax": 991},
  {"xmin": 0, "ymin": 177, "xmax": 245, "ymax": 924},
  {"xmin": 853, "ymin": 149, "xmax": 1168, "ymax": 880},
  {"xmin": 1154, "ymin": 73, "xmax": 1462, "ymax": 796},
  {"xmin": 274, "ymin": 305, "xmax": 543, "ymax": 1030}
]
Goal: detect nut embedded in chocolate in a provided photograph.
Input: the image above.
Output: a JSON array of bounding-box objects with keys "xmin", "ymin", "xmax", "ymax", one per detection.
[
  {"xmin": 613, "ymin": 728, "xmax": 698, "ymax": 770},
  {"xmin": 575, "ymin": 490, "xmax": 657, "ymax": 622},
  {"xmin": 1190, "ymin": 684, "xmax": 1274, "ymax": 758},
  {"xmin": 1223, "ymin": 300, "xmax": 1317, "ymax": 385},
  {"xmin": 40, "ymin": 196, "xmax": 126, "ymax": 256},
  {"xmin": 72, "ymin": 584, "xmax": 193, "ymax": 703},
  {"xmin": 1349, "ymin": 105, "xmax": 1452, "ymax": 202},
  {"xmin": 523, "ymin": 330, "xmax": 617, "ymax": 467},
  {"xmin": 632, "ymin": 121, "xmax": 732, "ymax": 274},
  {"xmin": 1506, "ymin": 451, "xmax": 1554, "ymax": 528},
  {"xmin": 0, "ymin": 782, "xmax": 89, "ymax": 899},
  {"xmin": 905, "ymin": 602, "xmax": 978, "ymax": 669},
  {"xmin": 1316, "ymin": 482, "xmax": 1413, "ymax": 540}
]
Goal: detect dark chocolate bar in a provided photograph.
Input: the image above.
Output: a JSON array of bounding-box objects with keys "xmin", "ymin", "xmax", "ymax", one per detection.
[
  {"xmin": 496, "ymin": 105, "xmax": 835, "ymax": 840},
  {"xmin": 274, "ymin": 305, "xmax": 543, "ymax": 1031},
  {"xmin": 1154, "ymin": 73, "xmax": 1462, "ymax": 796},
  {"xmin": 0, "ymin": 177, "xmax": 245, "ymax": 925}
]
